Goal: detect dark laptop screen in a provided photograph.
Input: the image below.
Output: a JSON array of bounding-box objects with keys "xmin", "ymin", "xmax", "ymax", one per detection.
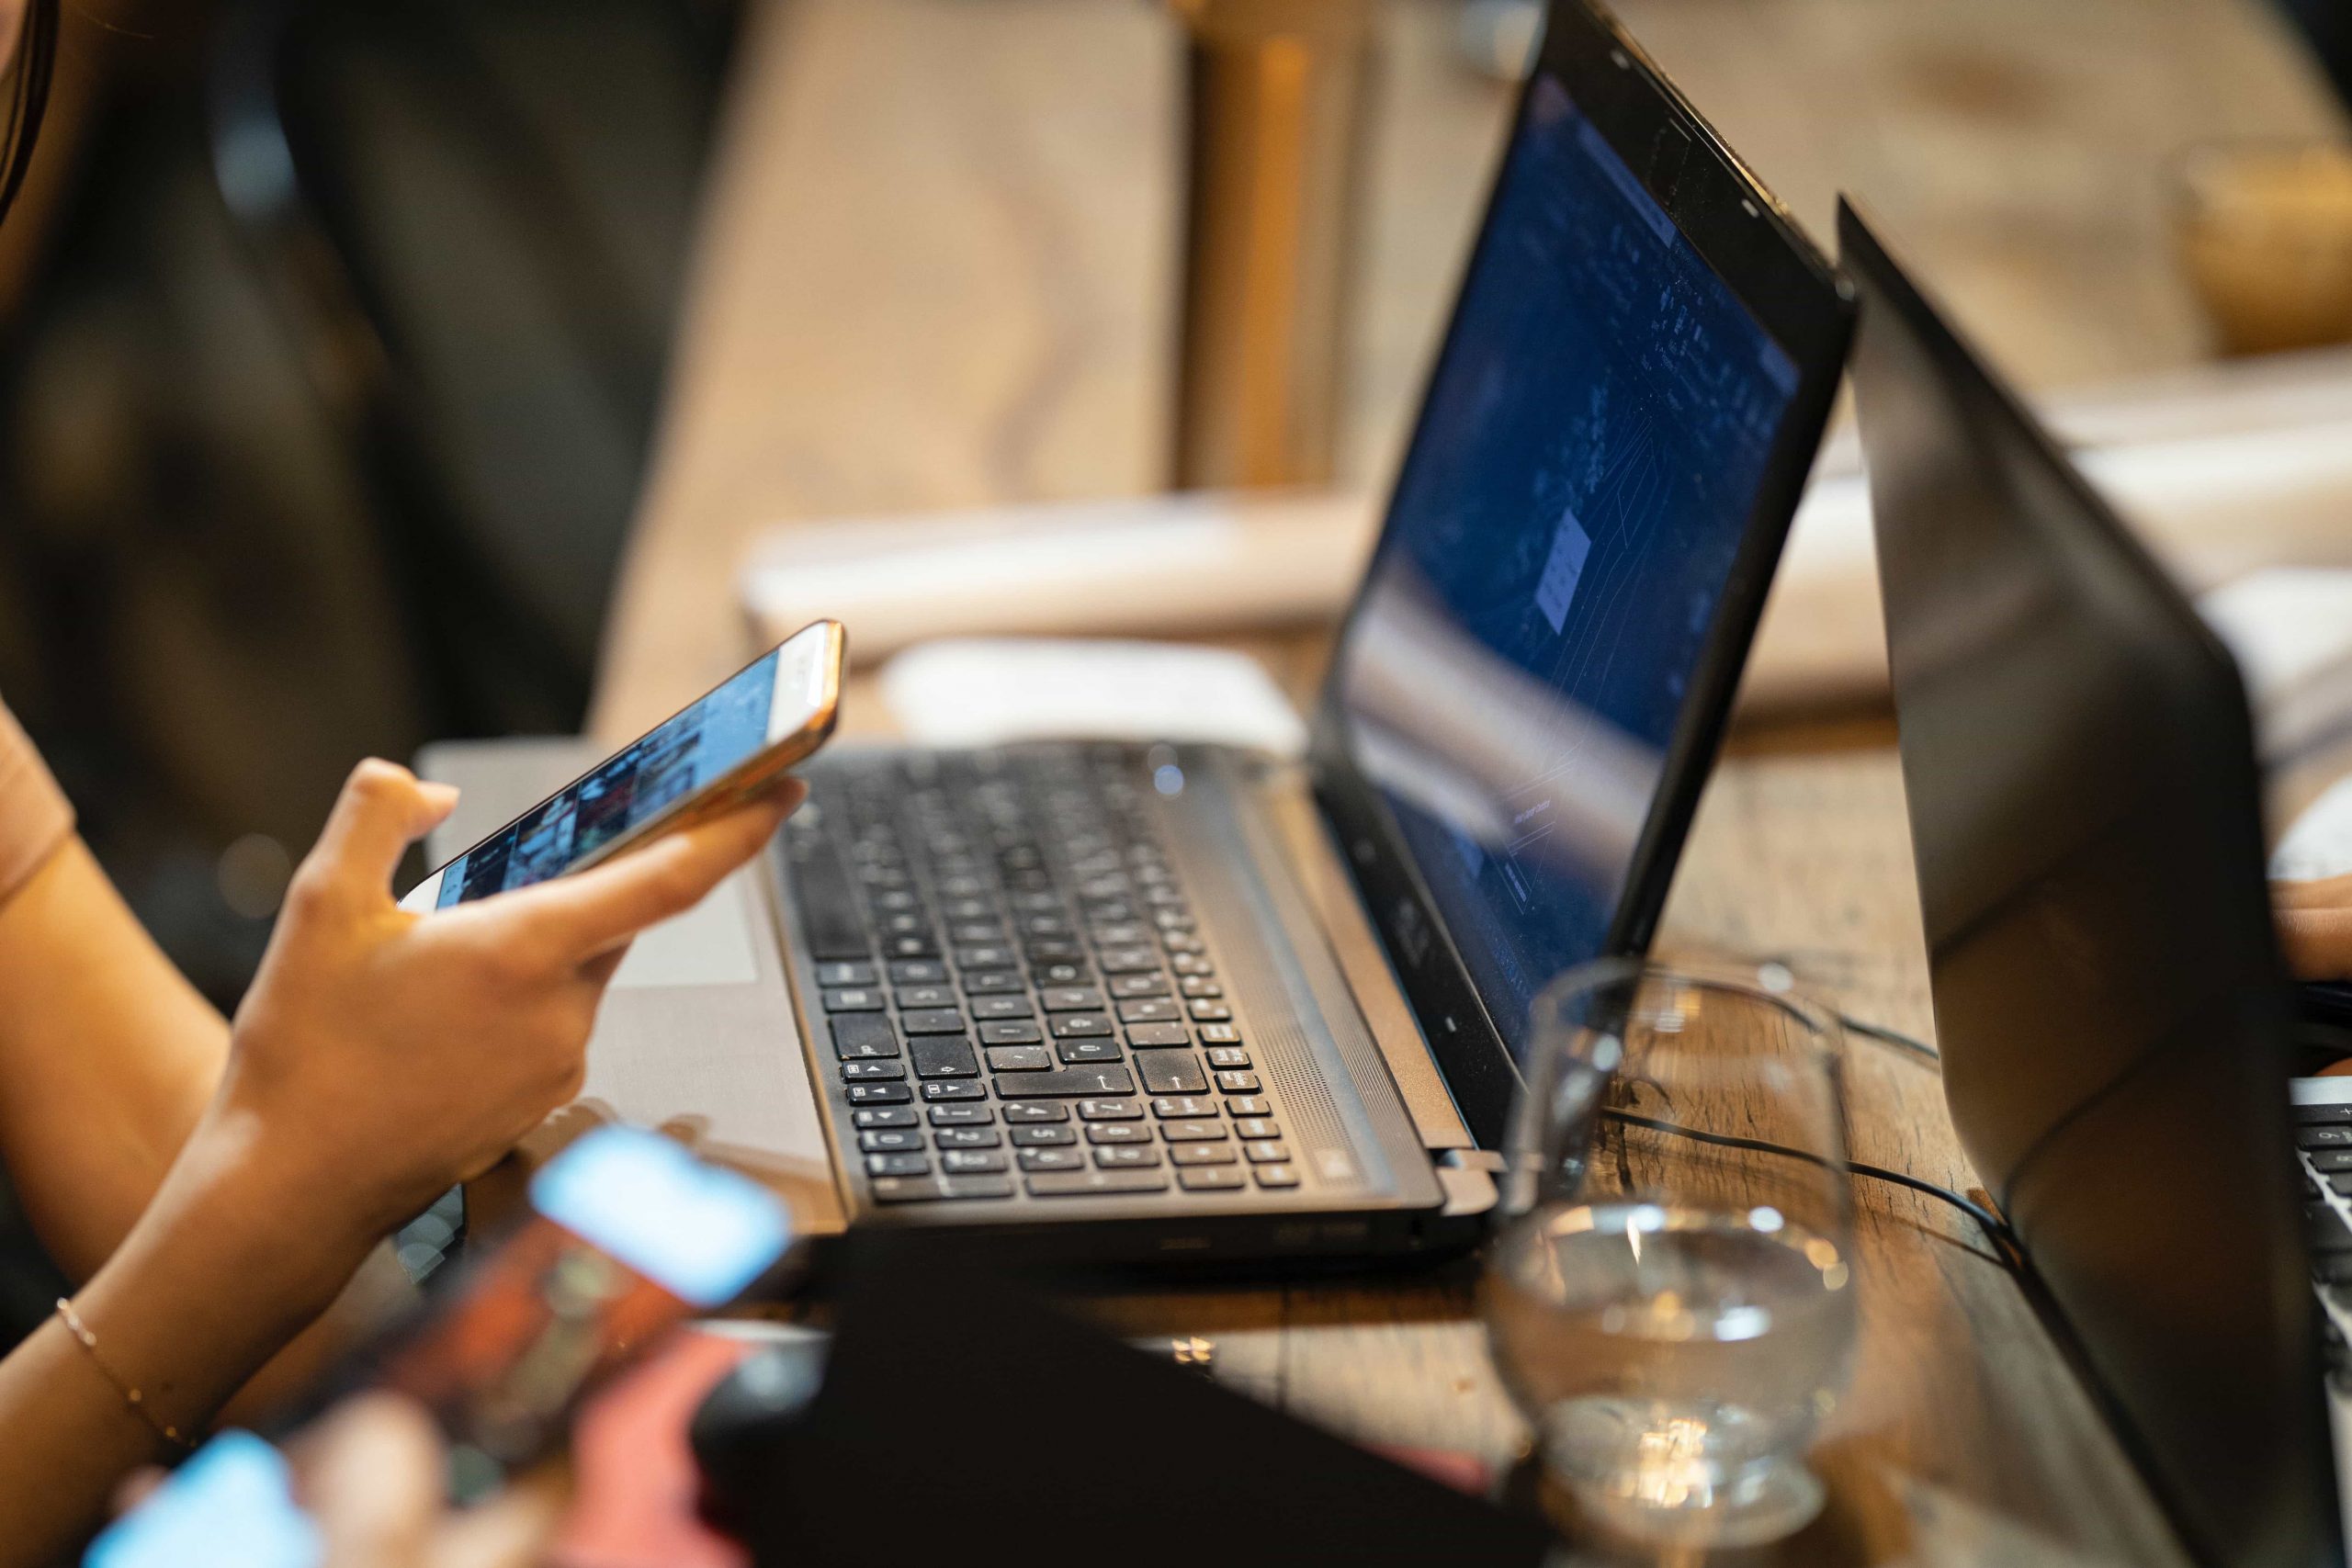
[{"xmin": 1329, "ymin": 73, "xmax": 1799, "ymax": 1064}]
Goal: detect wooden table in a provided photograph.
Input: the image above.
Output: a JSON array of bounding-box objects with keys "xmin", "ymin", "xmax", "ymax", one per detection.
[{"xmin": 590, "ymin": 2, "xmax": 2349, "ymax": 1560}]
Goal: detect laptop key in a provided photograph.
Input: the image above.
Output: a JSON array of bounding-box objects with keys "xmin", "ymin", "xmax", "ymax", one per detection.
[
  {"xmin": 1244, "ymin": 1141, "xmax": 1292, "ymax": 1164},
  {"xmin": 1181, "ymin": 977, "xmax": 1226, "ymax": 1000},
  {"xmin": 889, "ymin": 959, "xmax": 948, "ymax": 985},
  {"xmin": 1233, "ymin": 1118, "xmax": 1281, "ymax": 1141},
  {"xmin": 1136, "ymin": 1051, "xmax": 1210, "ymax": 1096},
  {"xmin": 2299, "ymin": 1126, "xmax": 2352, "ymax": 1148},
  {"xmin": 787, "ymin": 842, "xmax": 870, "ymax": 960},
  {"xmin": 1085, "ymin": 1122, "xmax": 1153, "ymax": 1145},
  {"xmin": 846, "ymin": 1082, "xmax": 912, "ymax": 1105},
  {"xmin": 1057, "ymin": 1038, "xmax": 1123, "ymax": 1065},
  {"xmin": 823, "ymin": 987, "xmax": 887, "ymax": 1012},
  {"xmin": 1019, "ymin": 1146, "xmax": 1086, "ymax": 1171},
  {"xmin": 1118, "ymin": 999, "xmax": 1182, "ymax": 1024},
  {"xmin": 1110, "ymin": 974, "xmax": 1170, "ymax": 999},
  {"xmin": 1178, "ymin": 1166, "xmax": 1248, "ymax": 1192},
  {"xmin": 901, "ymin": 1009, "xmax": 968, "ymax": 1035},
  {"xmin": 1161, "ymin": 1121, "xmax": 1227, "ymax": 1143},
  {"xmin": 970, "ymin": 996, "xmax": 1035, "ymax": 1021},
  {"xmin": 986, "ymin": 1045, "xmax": 1055, "ymax": 1073},
  {"xmin": 1225, "ymin": 1096, "xmax": 1271, "ymax": 1118},
  {"xmin": 1206, "ymin": 1047, "xmax": 1252, "ymax": 1070},
  {"xmin": 2295, "ymin": 1104, "xmax": 2352, "ymax": 1123},
  {"xmin": 868, "ymin": 1175, "xmax": 945, "ymax": 1203},
  {"xmin": 842, "ymin": 1061, "xmax": 906, "ymax": 1082},
  {"xmin": 1125, "ymin": 1023, "xmax": 1191, "ymax": 1048},
  {"xmin": 1188, "ymin": 998, "xmax": 1233, "ymax": 1021},
  {"xmin": 1026, "ymin": 1169, "xmax": 1170, "ymax": 1198},
  {"xmin": 830, "ymin": 1015, "xmax": 900, "ymax": 1060},
  {"xmin": 942, "ymin": 1150, "xmax": 1010, "ymax": 1175},
  {"xmin": 817, "ymin": 961, "xmax": 877, "ymax": 987},
  {"xmin": 1036, "ymin": 963, "xmax": 1092, "ymax": 987},
  {"xmin": 993, "ymin": 1066, "xmax": 1137, "ymax": 1099},
  {"xmin": 1100, "ymin": 946, "xmax": 1160, "ymax": 974},
  {"xmin": 2312, "ymin": 1149, "xmax": 2352, "ymax": 1171},
  {"xmin": 1094, "ymin": 1145, "xmax": 1162, "ymax": 1168},
  {"xmin": 1197, "ymin": 1021, "xmax": 1240, "ymax": 1043},
  {"xmin": 1076, "ymin": 1097, "xmax": 1145, "ymax": 1121},
  {"xmin": 927, "ymin": 1104, "xmax": 994, "ymax": 1126},
  {"xmin": 866, "ymin": 1153, "xmax": 930, "ymax": 1178},
  {"xmin": 1170, "ymin": 1143, "xmax": 1238, "ymax": 1167},
  {"xmin": 980, "ymin": 1021, "xmax": 1045, "ymax": 1045},
  {"xmin": 933, "ymin": 1128, "xmax": 1001, "ymax": 1149},
  {"xmin": 922, "ymin": 1080, "xmax": 988, "ymax": 1102},
  {"xmin": 1050, "ymin": 1013, "xmax": 1114, "ymax": 1039},
  {"xmin": 1009, "ymin": 1124, "xmax": 1077, "ymax": 1146},
  {"xmin": 1152, "ymin": 1097, "xmax": 1218, "ymax": 1119},
  {"xmin": 1216, "ymin": 1071, "xmax": 1262, "ymax": 1093},
  {"xmin": 963, "ymin": 971, "xmax": 1024, "ymax": 995},
  {"xmin": 1252, "ymin": 1163, "xmax": 1301, "ymax": 1189},
  {"xmin": 896, "ymin": 985, "xmax": 957, "ymax": 1010},
  {"xmin": 910, "ymin": 1036, "xmax": 979, "ymax": 1078},
  {"xmin": 854, "ymin": 1106, "xmax": 920, "ymax": 1129},
  {"xmin": 871, "ymin": 1175, "xmax": 1013, "ymax": 1203},
  {"xmin": 1041, "ymin": 987, "xmax": 1104, "ymax": 1012},
  {"xmin": 858, "ymin": 1130, "xmax": 923, "ymax": 1154},
  {"xmin": 1001, "ymin": 1100, "xmax": 1071, "ymax": 1123}
]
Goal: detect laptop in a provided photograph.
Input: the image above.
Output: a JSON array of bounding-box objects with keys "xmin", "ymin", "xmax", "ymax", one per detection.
[
  {"xmin": 1841, "ymin": 200, "xmax": 2352, "ymax": 1568},
  {"xmin": 454, "ymin": 0, "xmax": 1850, "ymax": 1268}
]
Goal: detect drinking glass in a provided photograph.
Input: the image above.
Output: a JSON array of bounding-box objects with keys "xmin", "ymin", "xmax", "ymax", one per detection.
[{"xmin": 1484, "ymin": 960, "xmax": 1859, "ymax": 1549}]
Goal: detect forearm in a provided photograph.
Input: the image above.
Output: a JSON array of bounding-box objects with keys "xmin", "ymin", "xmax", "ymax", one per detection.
[
  {"xmin": 0, "ymin": 1112, "xmax": 370, "ymax": 1567},
  {"xmin": 0, "ymin": 839, "xmax": 229, "ymax": 1277}
]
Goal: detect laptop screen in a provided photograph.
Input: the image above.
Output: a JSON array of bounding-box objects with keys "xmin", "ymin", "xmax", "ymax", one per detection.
[{"xmin": 1329, "ymin": 72, "xmax": 1800, "ymax": 1065}]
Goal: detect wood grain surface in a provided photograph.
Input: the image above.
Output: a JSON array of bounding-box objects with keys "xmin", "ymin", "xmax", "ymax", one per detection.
[{"xmin": 590, "ymin": 1, "xmax": 2351, "ymax": 1558}]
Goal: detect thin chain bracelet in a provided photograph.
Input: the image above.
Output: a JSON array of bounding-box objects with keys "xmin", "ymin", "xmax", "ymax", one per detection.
[{"xmin": 54, "ymin": 1298, "xmax": 197, "ymax": 1453}]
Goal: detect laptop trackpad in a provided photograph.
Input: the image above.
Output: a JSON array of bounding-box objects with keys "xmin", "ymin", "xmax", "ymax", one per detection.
[{"xmin": 612, "ymin": 880, "xmax": 760, "ymax": 989}]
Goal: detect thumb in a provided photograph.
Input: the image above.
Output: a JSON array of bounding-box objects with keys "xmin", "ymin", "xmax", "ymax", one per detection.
[
  {"xmin": 2281, "ymin": 902, "xmax": 2352, "ymax": 982},
  {"xmin": 307, "ymin": 761, "xmax": 461, "ymax": 899}
]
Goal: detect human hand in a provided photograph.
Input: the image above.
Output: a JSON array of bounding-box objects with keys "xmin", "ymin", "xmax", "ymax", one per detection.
[
  {"xmin": 2278, "ymin": 873, "xmax": 2352, "ymax": 981},
  {"xmin": 204, "ymin": 759, "xmax": 799, "ymax": 1269},
  {"xmin": 297, "ymin": 1394, "xmax": 560, "ymax": 1568}
]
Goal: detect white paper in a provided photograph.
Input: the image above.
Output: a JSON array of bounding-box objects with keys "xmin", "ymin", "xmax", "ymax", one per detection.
[
  {"xmin": 879, "ymin": 637, "xmax": 1307, "ymax": 756},
  {"xmin": 2277, "ymin": 773, "xmax": 2352, "ymax": 884}
]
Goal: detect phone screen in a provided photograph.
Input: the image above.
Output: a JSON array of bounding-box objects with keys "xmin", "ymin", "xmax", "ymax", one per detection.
[
  {"xmin": 423, "ymin": 627, "xmax": 834, "ymax": 908},
  {"xmin": 84, "ymin": 1128, "xmax": 794, "ymax": 1568},
  {"xmin": 376, "ymin": 1125, "xmax": 791, "ymax": 1490}
]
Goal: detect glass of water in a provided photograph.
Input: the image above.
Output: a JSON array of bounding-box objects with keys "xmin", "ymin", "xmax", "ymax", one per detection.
[{"xmin": 1485, "ymin": 959, "xmax": 1858, "ymax": 1549}]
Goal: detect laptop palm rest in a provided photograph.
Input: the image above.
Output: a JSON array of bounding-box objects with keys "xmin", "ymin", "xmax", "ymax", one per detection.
[{"xmin": 416, "ymin": 739, "xmax": 845, "ymax": 1239}]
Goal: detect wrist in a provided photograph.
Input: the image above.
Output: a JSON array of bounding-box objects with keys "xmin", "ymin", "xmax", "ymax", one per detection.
[{"xmin": 165, "ymin": 1104, "xmax": 382, "ymax": 1321}]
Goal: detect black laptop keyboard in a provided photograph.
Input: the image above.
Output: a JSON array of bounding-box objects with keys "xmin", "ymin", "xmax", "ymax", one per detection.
[
  {"xmin": 2294, "ymin": 1103, "xmax": 2352, "ymax": 1380},
  {"xmin": 782, "ymin": 744, "xmax": 1302, "ymax": 1205}
]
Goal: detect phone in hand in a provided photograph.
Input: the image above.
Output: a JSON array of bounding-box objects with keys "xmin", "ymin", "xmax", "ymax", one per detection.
[{"xmin": 400, "ymin": 619, "xmax": 845, "ymax": 911}]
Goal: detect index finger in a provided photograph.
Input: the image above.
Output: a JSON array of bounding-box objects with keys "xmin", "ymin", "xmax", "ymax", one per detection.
[{"xmin": 500, "ymin": 783, "xmax": 801, "ymax": 959}]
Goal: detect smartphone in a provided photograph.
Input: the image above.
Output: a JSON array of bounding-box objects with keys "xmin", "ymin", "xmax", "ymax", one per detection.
[
  {"xmin": 400, "ymin": 619, "xmax": 845, "ymax": 912},
  {"xmin": 84, "ymin": 1127, "xmax": 796, "ymax": 1568},
  {"xmin": 366, "ymin": 1124, "xmax": 794, "ymax": 1494}
]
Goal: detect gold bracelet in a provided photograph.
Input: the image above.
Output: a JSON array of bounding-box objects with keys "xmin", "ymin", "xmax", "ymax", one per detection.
[{"xmin": 54, "ymin": 1298, "xmax": 197, "ymax": 1452}]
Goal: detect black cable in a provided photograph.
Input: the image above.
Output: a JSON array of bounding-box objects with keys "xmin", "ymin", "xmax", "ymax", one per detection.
[
  {"xmin": 1837, "ymin": 1010, "xmax": 1940, "ymax": 1065},
  {"xmin": 1601, "ymin": 1107, "xmax": 2021, "ymax": 1269}
]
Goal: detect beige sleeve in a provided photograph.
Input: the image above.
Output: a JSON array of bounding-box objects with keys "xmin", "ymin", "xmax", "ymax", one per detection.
[{"xmin": 0, "ymin": 696, "xmax": 74, "ymax": 906}]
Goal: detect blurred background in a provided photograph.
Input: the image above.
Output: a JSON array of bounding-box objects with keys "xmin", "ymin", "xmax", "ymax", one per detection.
[{"xmin": 0, "ymin": 0, "xmax": 2348, "ymax": 1007}]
